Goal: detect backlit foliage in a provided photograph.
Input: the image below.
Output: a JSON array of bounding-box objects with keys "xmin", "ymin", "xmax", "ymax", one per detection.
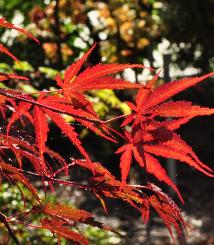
[{"xmin": 0, "ymin": 18, "xmax": 213, "ymax": 244}]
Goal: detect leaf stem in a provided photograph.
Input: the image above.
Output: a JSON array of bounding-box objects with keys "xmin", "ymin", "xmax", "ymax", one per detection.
[
  {"xmin": 0, "ymin": 88, "xmax": 102, "ymax": 124},
  {"xmin": 20, "ymin": 169, "xmax": 93, "ymax": 191},
  {"xmin": 104, "ymin": 114, "xmax": 129, "ymax": 123}
]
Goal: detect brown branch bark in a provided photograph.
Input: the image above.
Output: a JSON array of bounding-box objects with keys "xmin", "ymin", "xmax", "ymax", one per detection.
[{"xmin": 0, "ymin": 212, "xmax": 20, "ymax": 245}]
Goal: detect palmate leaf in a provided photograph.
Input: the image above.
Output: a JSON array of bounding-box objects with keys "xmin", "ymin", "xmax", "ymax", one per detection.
[
  {"xmin": 72, "ymin": 159, "xmax": 186, "ymax": 237},
  {"xmin": 118, "ymin": 72, "xmax": 214, "ymax": 202},
  {"xmin": 7, "ymin": 96, "xmax": 91, "ymax": 171},
  {"xmin": 0, "ymin": 18, "xmax": 212, "ymax": 243},
  {"xmin": 118, "ymin": 119, "xmax": 213, "ymax": 201},
  {"xmin": 53, "ymin": 45, "xmax": 152, "ymax": 146},
  {"xmin": 5, "ymin": 51, "xmax": 144, "ymax": 169},
  {"xmin": 144, "ymin": 120, "xmax": 214, "ymax": 174},
  {"xmin": 3, "ymin": 44, "xmax": 153, "ymax": 177},
  {"xmin": 56, "ymin": 44, "xmax": 151, "ymax": 103},
  {"xmin": 116, "ymin": 134, "xmax": 184, "ymax": 202},
  {"xmin": 34, "ymin": 202, "xmax": 119, "ymax": 245}
]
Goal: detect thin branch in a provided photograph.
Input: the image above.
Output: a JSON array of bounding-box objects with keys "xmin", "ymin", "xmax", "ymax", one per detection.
[
  {"xmin": 0, "ymin": 87, "xmax": 137, "ymax": 126},
  {"xmin": 0, "ymin": 88, "xmax": 102, "ymax": 124},
  {"xmin": 20, "ymin": 169, "xmax": 151, "ymax": 195},
  {"xmin": 0, "ymin": 212, "xmax": 20, "ymax": 245},
  {"xmin": 20, "ymin": 169, "xmax": 93, "ymax": 191},
  {"xmin": 53, "ymin": 163, "xmax": 75, "ymax": 176},
  {"xmin": 104, "ymin": 114, "xmax": 129, "ymax": 124}
]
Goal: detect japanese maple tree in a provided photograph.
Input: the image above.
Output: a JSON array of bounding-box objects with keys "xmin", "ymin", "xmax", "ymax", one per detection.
[{"xmin": 0, "ymin": 18, "xmax": 213, "ymax": 244}]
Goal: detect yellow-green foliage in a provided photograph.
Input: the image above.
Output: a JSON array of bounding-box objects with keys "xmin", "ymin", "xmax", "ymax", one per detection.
[{"xmin": 89, "ymin": 89, "xmax": 131, "ymax": 117}]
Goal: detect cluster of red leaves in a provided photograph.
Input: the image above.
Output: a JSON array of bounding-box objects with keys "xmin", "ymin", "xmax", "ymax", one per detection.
[
  {"xmin": 0, "ymin": 18, "xmax": 213, "ymax": 244},
  {"xmin": 116, "ymin": 71, "xmax": 214, "ymax": 203}
]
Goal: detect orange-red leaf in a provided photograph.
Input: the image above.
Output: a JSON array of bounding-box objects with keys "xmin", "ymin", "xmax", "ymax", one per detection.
[
  {"xmin": 142, "ymin": 72, "xmax": 214, "ymax": 110},
  {"xmin": 71, "ymin": 76, "xmax": 144, "ymax": 91},
  {"xmin": 73, "ymin": 160, "xmax": 187, "ymax": 238},
  {"xmin": 71, "ymin": 63, "xmax": 151, "ymax": 88},
  {"xmin": 63, "ymin": 44, "xmax": 96, "ymax": 85},
  {"xmin": 0, "ymin": 73, "xmax": 29, "ymax": 82},
  {"xmin": 117, "ymin": 144, "xmax": 133, "ymax": 185},
  {"xmin": 44, "ymin": 109, "xmax": 90, "ymax": 160},
  {"xmin": 0, "ymin": 43, "xmax": 19, "ymax": 62},
  {"xmin": 40, "ymin": 218, "xmax": 88, "ymax": 245},
  {"xmin": 43, "ymin": 203, "xmax": 116, "ymax": 234},
  {"xmin": 34, "ymin": 106, "xmax": 49, "ymax": 174},
  {"xmin": 136, "ymin": 71, "xmax": 161, "ymax": 108},
  {"xmin": 146, "ymin": 100, "xmax": 214, "ymax": 118},
  {"xmin": 144, "ymin": 144, "xmax": 214, "ymax": 177},
  {"xmin": 0, "ymin": 18, "xmax": 39, "ymax": 44},
  {"xmin": 44, "ymin": 204, "xmax": 92, "ymax": 222},
  {"xmin": 7, "ymin": 102, "xmax": 32, "ymax": 135},
  {"xmin": 149, "ymin": 193, "xmax": 185, "ymax": 241},
  {"xmin": 0, "ymin": 162, "xmax": 39, "ymax": 201}
]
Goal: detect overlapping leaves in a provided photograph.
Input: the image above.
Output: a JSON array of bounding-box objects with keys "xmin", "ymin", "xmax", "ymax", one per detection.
[
  {"xmin": 4, "ymin": 44, "xmax": 151, "ymax": 175},
  {"xmin": 0, "ymin": 17, "xmax": 213, "ymax": 244},
  {"xmin": 117, "ymin": 71, "xmax": 214, "ymax": 203},
  {"xmin": 72, "ymin": 159, "xmax": 187, "ymax": 240}
]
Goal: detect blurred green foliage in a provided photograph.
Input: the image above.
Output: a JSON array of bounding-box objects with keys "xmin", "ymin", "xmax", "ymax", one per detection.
[
  {"xmin": 0, "ymin": 183, "xmax": 122, "ymax": 244},
  {"xmin": 0, "ymin": 183, "xmax": 59, "ymax": 244},
  {"xmin": 84, "ymin": 227, "xmax": 123, "ymax": 245}
]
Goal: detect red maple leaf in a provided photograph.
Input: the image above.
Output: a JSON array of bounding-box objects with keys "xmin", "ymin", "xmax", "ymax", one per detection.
[
  {"xmin": 71, "ymin": 159, "xmax": 187, "ymax": 237},
  {"xmin": 0, "ymin": 17, "xmax": 199, "ymax": 244},
  {"xmin": 117, "ymin": 72, "xmax": 214, "ymax": 202},
  {"xmin": 5, "ymin": 45, "xmax": 153, "ymax": 174}
]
